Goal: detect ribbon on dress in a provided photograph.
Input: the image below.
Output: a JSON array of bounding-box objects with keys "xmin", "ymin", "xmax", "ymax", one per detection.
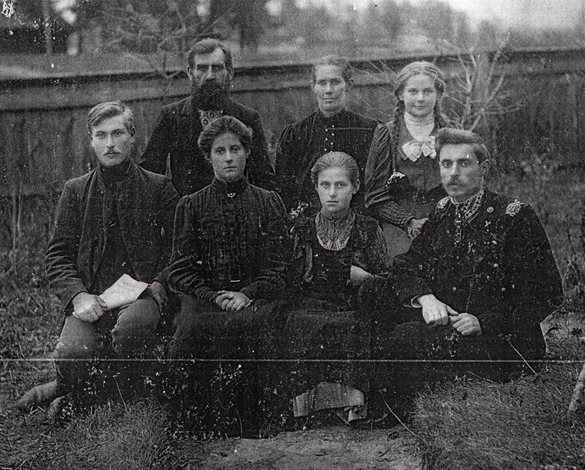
[{"xmin": 401, "ymin": 136, "xmax": 436, "ymax": 162}]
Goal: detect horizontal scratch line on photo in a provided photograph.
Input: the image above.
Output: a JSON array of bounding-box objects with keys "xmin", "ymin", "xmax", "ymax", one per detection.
[{"xmin": 2, "ymin": 358, "xmax": 585, "ymax": 364}]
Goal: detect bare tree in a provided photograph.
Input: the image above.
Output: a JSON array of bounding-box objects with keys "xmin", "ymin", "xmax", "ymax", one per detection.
[{"xmin": 446, "ymin": 47, "xmax": 527, "ymax": 133}]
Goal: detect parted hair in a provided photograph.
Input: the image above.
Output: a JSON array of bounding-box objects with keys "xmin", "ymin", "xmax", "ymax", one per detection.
[
  {"xmin": 435, "ymin": 128, "xmax": 491, "ymax": 163},
  {"xmin": 197, "ymin": 115, "xmax": 253, "ymax": 157},
  {"xmin": 310, "ymin": 152, "xmax": 360, "ymax": 188},
  {"xmin": 87, "ymin": 101, "xmax": 134, "ymax": 135},
  {"xmin": 311, "ymin": 55, "xmax": 353, "ymax": 85},
  {"xmin": 188, "ymin": 38, "xmax": 233, "ymax": 75},
  {"xmin": 390, "ymin": 61, "xmax": 447, "ymax": 161}
]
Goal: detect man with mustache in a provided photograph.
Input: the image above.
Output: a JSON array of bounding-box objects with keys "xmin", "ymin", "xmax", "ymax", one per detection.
[
  {"xmin": 140, "ymin": 38, "xmax": 276, "ymax": 196},
  {"xmin": 369, "ymin": 128, "xmax": 562, "ymax": 386},
  {"xmin": 16, "ymin": 101, "xmax": 179, "ymax": 416}
]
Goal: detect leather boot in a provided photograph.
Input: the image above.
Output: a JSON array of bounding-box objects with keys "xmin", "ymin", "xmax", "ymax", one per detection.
[{"xmin": 15, "ymin": 380, "xmax": 64, "ymax": 412}]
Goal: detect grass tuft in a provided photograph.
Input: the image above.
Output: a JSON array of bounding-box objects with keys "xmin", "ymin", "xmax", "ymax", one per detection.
[
  {"xmin": 412, "ymin": 363, "xmax": 585, "ymax": 469},
  {"xmin": 25, "ymin": 400, "xmax": 178, "ymax": 470}
]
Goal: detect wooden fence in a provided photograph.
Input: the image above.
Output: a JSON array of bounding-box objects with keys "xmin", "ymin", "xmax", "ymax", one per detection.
[{"xmin": 2, "ymin": 47, "xmax": 585, "ymax": 199}]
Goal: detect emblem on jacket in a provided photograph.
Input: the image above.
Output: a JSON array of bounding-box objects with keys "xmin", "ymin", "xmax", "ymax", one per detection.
[
  {"xmin": 436, "ymin": 196, "xmax": 450, "ymax": 212},
  {"xmin": 505, "ymin": 200, "xmax": 524, "ymax": 217}
]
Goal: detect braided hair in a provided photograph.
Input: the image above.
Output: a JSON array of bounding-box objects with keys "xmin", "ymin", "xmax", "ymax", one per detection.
[{"xmin": 389, "ymin": 61, "xmax": 447, "ymax": 172}]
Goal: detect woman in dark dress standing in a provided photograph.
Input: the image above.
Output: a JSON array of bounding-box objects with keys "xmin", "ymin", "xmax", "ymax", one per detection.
[{"xmin": 276, "ymin": 55, "xmax": 378, "ymax": 218}]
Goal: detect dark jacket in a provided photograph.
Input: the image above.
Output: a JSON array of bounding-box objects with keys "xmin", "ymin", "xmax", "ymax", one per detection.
[
  {"xmin": 46, "ymin": 162, "xmax": 180, "ymax": 313},
  {"xmin": 140, "ymin": 96, "xmax": 276, "ymax": 196},
  {"xmin": 276, "ymin": 109, "xmax": 378, "ymax": 215},
  {"xmin": 392, "ymin": 189, "xmax": 563, "ymax": 349},
  {"xmin": 169, "ymin": 178, "xmax": 288, "ymax": 303}
]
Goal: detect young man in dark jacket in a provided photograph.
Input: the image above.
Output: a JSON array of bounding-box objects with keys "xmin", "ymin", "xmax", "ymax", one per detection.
[{"xmin": 16, "ymin": 101, "xmax": 179, "ymax": 414}]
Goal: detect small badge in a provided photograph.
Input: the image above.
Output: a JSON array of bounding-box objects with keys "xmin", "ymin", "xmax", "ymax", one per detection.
[
  {"xmin": 505, "ymin": 200, "xmax": 523, "ymax": 216},
  {"xmin": 437, "ymin": 196, "xmax": 450, "ymax": 211},
  {"xmin": 227, "ymin": 192, "xmax": 236, "ymax": 198},
  {"xmin": 487, "ymin": 206, "xmax": 494, "ymax": 213}
]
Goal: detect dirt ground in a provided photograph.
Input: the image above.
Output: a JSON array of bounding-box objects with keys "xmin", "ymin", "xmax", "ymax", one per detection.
[
  {"xmin": 1, "ymin": 375, "xmax": 422, "ymax": 470},
  {"xmin": 176, "ymin": 425, "xmax": 422, "ymax": 470}
]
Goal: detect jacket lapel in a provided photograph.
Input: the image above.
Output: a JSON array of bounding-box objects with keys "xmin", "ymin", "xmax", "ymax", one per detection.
[
  {"xmin": 180, "ymin": 96, "xmax": 202, "ymax": 148},
  {"xmin": 79, "ymin": 170, "xmax": 109, "ymax": 289}
]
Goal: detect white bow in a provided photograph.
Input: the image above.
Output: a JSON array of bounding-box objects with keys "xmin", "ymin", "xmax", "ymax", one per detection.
[{"xmin": 401, "ymin": 136, "xmax": 436, "ymax": 162}]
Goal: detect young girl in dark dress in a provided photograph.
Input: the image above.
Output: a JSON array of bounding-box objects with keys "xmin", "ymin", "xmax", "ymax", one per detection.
[
  {"xmin": 365, "ymin": 61, "xmax": 448, "ymax": 263},
  {"xmin": 274, "ymin": 152, "xmax": 388, "ymax": 427}
]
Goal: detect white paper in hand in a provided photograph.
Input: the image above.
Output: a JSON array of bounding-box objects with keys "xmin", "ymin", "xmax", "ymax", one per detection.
[{"xmin": 98, "ymin": 274, "xmax": 149, "ymax": 311}]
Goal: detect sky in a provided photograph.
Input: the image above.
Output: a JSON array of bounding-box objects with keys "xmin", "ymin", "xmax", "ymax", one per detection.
[{"xmin": 301, "ymin": 0, "xmax": 584, "ymax": 29}]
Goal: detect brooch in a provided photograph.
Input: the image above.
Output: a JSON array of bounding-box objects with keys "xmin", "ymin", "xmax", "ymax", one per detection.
[{"xmin": 505, "ymin": 200, "xmax": 523, "ymax": 216}]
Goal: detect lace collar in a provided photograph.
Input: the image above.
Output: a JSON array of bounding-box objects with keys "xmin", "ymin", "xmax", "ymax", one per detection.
[{"xmin": 315, "ymin": 210, "xmax": 356, "ymax": 251}]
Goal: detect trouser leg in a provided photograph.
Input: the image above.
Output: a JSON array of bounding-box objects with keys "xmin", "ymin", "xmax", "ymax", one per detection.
[
  {"xmin": 110, "ymin": 297, "xmax": 161, "ymax": 394},
  {"xmin": 111, "ymin": 297, "xmax": 160, "ymax": 358},
  {"xmin": 54, "ymin": 314, "xmax": 109, "ymax": 392}
]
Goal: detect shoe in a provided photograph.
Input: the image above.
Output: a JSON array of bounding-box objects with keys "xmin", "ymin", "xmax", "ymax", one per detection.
[
  {"xmin": 15, "ymin": 380, "xmax": 61, "ymax": 412},
  {"xmin": 46, "ymin": 395, "xmax": 69, "ymax": 421}
]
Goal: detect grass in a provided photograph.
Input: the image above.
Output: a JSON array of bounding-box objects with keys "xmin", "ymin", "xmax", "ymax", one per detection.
[
  {"xmin": 2, "ymin": 165, "xmax": 585, "ymax": 468},
  {"xmin": 1, "ymin": 399, "xmax": 177, "ymax": 470},
  {"xmin": 412, "ymin": 360, "xmax": 585, "ymax": 469}
]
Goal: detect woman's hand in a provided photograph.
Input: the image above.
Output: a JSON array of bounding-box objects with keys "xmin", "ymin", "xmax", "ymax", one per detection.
[
  {"xmin": 215, "ymin": 291, "xmax": 253, "ymax": 311},
  {"xmin": 350, "ymin": 265, "xmax": 374, "ymax": 286},
  {"xmin": 407, "ymin": 218, "xmax": 428, "ymax": 239}
]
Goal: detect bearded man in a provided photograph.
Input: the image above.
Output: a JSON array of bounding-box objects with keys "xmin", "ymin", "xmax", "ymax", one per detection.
[{"xmin": 140, "ymin": 38, "xmax": 276, "ymax": 196}]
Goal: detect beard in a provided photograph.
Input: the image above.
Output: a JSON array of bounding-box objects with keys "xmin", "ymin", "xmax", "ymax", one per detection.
[{"xmin": 192, "ymin": 80, "xmax": 230, "ymax": 110}]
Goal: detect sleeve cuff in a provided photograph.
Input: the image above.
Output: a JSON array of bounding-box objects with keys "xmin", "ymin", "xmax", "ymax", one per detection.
[
  {"xmin": 410, "ymin": 295, "xmax": 423, "ymax": 308},
  {"xmin": 239, "ymin": 286, "xmax": 256, "ymax": 300}
]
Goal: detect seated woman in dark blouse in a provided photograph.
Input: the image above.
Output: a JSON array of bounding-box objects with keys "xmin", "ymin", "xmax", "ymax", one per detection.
[
  {"xmin": 165, "ymin": 116, "xmax": 289, "ymax": 437},
  {"xmin": 274, "ymin": 151, "xmax": 389, "ymax": 426}
]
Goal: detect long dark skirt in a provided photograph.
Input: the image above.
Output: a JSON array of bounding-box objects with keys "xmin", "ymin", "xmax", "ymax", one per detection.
[
  {"xmin": 258, "ymin": 287, "xmax": 379, "ymax": 429},
  {"xmin": 164, "ymin": 295, "xmax": 288, "ymax": 437}
]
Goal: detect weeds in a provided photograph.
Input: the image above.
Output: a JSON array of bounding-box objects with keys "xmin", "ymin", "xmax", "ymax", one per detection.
[
  {"xmin": 2, "ymin": 400, "xmax": 177, "ymax": 470},
  {"xmin": 412, "ymin": 364, "xmax": 585, "ymax": 469}
]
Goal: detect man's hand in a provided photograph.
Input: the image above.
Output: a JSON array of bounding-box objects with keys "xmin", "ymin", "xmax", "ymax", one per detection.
[
  {"xmin": 71, "ymin": 292, "xmax": 105, "ymax": 323},
  {"xmin": 450, "ymin": 313, "xmax": 483, "ymax": 336},
  {"xmin": 215, "ymin": 291, "xmax": 252, "ymax": 312},
  {"xmin": 416, "ymin": 294, "xmax": 458, "ymax": 326},
  {"xmin": 407, "ymin": 218, "xmax": 428, "ymax": 239},
  {"xmin": 350, "ymin": 265, "xmax": 374, "ymax": 286},
  {"xmin": 148, "ymin": 281, "xmax": 168, "ymax": 312}
]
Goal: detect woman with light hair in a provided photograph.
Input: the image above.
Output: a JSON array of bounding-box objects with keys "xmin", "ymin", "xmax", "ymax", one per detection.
[{"xmin": 365, "ymin": 61, "xmax": 448, "ymax": 262}]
